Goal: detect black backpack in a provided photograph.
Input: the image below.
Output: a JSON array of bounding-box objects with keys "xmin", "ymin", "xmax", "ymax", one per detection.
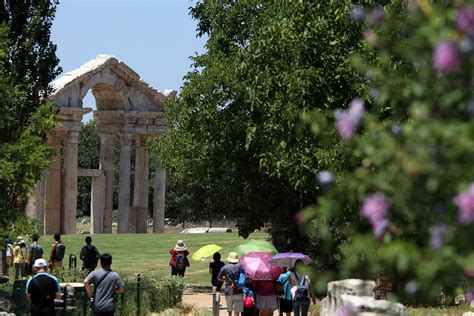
[
  {"xmin": 53, "ymin": 242, "xmax": 65, "ymax": 260},
  {"xmin": 174, "ymin": 253, "xmax": 186, "ymax": 271},
  {"xmin": 84, "ymin": 246, "xmax": 98, "ymax": 268}
]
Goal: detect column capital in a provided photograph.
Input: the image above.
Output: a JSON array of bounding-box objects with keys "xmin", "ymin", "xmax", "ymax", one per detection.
[
  {"xmin": 66, "ymin": 131, "xmax": 79, "ymax": 144},
  {"xmin": 119, "ymin": 133, "xmax": 133, "ymax": 145},
  {"xmin": 99, "ymin": 133, "xmax": 116, "ymax": 145},
  {"xmin": 135, "ymin": 134, "xmax": 148, "ymax": 146}
]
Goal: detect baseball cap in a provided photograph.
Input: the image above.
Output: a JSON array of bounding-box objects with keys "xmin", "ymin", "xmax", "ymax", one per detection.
[{"xmin": 33, "ymin": 258, "xmax": 48, "ymax": 268}]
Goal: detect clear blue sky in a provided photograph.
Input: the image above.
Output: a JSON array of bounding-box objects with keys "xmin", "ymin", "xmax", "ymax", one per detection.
[{"xmin": 51, "ymin": 0, "xmax": 206, "ymax": 121}]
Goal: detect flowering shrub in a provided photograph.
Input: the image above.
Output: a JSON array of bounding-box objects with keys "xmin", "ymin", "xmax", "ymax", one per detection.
[{"xmin": 304, "ymin": 0, "xmax": 474, "ymax": 304}]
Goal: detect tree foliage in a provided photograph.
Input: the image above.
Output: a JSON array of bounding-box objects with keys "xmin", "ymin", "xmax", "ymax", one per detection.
[
  {"xmin": 0, "ymin": 0, "xmax": 61, "ymax": 128},
  {"xmin": 0, "ymin": 0, "xmax": 60, "ymax": 233},
  {"xmin": 158, "ymin": 0, "xmax": 372, "ymax": 256},
  {"xmin": 304, "ymin": 0, "xmax": 474, "ymax": 304}
]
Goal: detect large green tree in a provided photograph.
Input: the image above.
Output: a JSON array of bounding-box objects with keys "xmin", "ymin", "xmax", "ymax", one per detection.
[
  {"xmin": 158, "ymin": 0, "xmax": 371, "ymax": 257},
  {"xmin": 0, "ymin": 0, "xmax": 60, "ymax": 233}
]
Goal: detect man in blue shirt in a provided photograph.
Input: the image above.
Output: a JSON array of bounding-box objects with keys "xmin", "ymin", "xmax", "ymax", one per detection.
[{"xmin": 26, "ymin": 258, "xmax": 61, "ymax": 316}]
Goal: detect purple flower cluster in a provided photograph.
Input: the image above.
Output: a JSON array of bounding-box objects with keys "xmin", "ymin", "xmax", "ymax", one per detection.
[
  {"xmin": 370, "ymin": 6, "xmax": 385, "ymax": 24},
  {"xmin": 467, "ymin": 289, "xmax": 474, "ymax": 304},
  {"xmin": 457, "ymin": 5, "xmax": 474, "ymax": 38},
  {"xmin": 454, "ymin": 183, "xmax": 474, "ymax": 224},
  {"xmin": 350, "ymin": 5, "xmax": 365, "ymax": 22},
  {"xmin": 336, "ymin": 98, "xmax": 365, "ymax": 140},
  {"xmin": 429, "ymin": 224, "xmax": 447, "ymax": 250},
  {"xmin": 361, "ymin": 193, "xmax": 390, "ymax": 238},
  {"xmin": 432, "ymin": 41, "xmax": 461, "ymax": 72},
  {"xmin": 335, "ymin": 304, "xmax": 356, "ymax": 316}
]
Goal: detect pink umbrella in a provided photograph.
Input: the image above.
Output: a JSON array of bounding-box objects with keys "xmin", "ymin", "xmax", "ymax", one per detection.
[{"xmin": 239, "ymin": 252, "xmax": 283, "ymax": 281}]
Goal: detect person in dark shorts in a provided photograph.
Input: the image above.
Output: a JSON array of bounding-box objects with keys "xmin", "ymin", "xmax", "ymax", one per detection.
[
  {"xmin": 277, "ymin": 268, "xmax": 293, "ymax": 316},
  {"xmin": 26, "ymin": 258, "xmax": 61, "ymax": 316},
  {"xmin": 84, "ymin": 253, "xmax": 125, "ymax": 316},
  {"xmin": 168, "ymin": 240, "xmax": 190, "ymax": 277},
  {"xmin": 209, "ymin": 252, "xmax": 225, "ymax": 291},
  {"xmin": 80, "ymin": 236, "xmax": 100, "ymax": 272},
  {"xmin": 27, "ymin": 233, "xmax": 43, "ymax": 276}
]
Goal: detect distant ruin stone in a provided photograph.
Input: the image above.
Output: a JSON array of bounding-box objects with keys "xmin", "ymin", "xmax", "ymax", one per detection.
[
  {"xmin": 79, "ymin": 230, "xmax": 90, "ymax": 235},
  {"xmin": 320, "ymin": 279, "xmax": 406, "ymax": 316},
  {"xmin": 80, "ymin": 218, "xmax": 89, "ymax": 225}
]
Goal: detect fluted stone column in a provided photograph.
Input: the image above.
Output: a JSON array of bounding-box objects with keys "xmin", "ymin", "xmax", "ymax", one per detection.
[
  {"xmin": 99, "ymin": 133, "xmax": 116, "ymax": 233},
  {"xmin": 62, "ymin": 131, "xmax": 79, "ymax": 234},
  {"xmin": 118, "ymin": 133, "xmax": 132, "ymax": 234},
  {"xmin": 26, "ymin": 174, "xmax": 46, "ymax": 232},
  {"xmin": 133, "ymin": 135, "xmax": 149, "ymax": 233},
  {"xmin": 153, "ymin": 164, "xmax": 166, "ymax": 233},
  {"xmin": 44, "ymin": 134, "xmax": 62, "ymax": 234},
  {"xmin": 91, "ymin": 174, "xmax": 105, "ymax": 234}
]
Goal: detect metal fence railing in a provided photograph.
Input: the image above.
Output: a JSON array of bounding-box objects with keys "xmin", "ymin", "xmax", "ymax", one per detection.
[{"xmin": 10, "ymin": 273, "xmax": 183, "ymax": 316}]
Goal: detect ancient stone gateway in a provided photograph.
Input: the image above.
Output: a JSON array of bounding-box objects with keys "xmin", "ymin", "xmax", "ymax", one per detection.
[{"xmin": 27, "ymin": 55, "xmax": 174, "ymax": 234}]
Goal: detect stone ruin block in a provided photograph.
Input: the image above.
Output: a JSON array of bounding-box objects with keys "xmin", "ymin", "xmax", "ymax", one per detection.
[{"xmin": 320, "ymin": 279, "xmax": 406, "ymax": 316}]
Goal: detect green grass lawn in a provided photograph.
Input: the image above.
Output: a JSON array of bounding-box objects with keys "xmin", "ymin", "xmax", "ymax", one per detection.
[{"xmin": 39, "ymin": 232, "xmax": 269, "ymax": 286}]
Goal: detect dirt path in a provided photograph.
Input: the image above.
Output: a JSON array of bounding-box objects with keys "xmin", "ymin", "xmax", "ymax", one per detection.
[{"xmin": 182, "ymin": 292, "xmax": 228, "ymax": 315}]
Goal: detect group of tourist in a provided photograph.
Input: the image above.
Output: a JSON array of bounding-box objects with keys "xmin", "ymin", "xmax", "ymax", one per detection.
[
  {"xmin": 4, "ymin": 233, "xmax": 121, "ymax": 316},
  {"xmin": 4, "ymin": 233, "xmax": 100, "ymax": 279},
  {"xmin": 6, "ymin": 236, "xmax": 314, "ymax": 316},
  {"xmin": 168, "ymin": 239, "xmax": 316, "ymax": 316}
]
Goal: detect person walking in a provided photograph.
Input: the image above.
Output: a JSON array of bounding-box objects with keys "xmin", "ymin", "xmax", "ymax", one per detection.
[
  {"xmin": 289, "ymin": 260, "xmax": 315, "ymax": 316},
  {"xmin": 26, "ymin": 258, "xmax": 61, "ymax": 316},
  {"xmin": 49, "ymin": 232, "xmax": 65, "ymax": 271},
  {"xmin": 84, "ymin": 253, "xmax": 125, "ymax": 316},
  {"xmin": 80, "ymin": 236, "xmax": 100, "ymax": 273},
  {"xmin": 168, "ymin": 240, "xmax": 190, "ymax": 277},
  {"xmin": 13, "ymin": 237, "xmax": 28, "ymax": 280},
  {"xmin": 27, "ymin": 233, "xmax": 43, "ymax": 276},
  {"xmin": 276, "ymin": 268, "xmax": 292, "ymax": 316},
  {"xmin": 252, "ymin": 279, "xmax": 278, "ymax": 316},
  {"xmin": 209, "ymin": 252, "xmax": 225, "ymax": 291},
  {"xmin": 218, "ymin": 252, "xmax": 244, "ymax": 316}
]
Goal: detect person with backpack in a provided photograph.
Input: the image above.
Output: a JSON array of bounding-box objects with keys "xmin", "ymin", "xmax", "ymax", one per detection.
[
  {"xmin": 289, "ymin": 260, "xmax": 315, "ymax": 316},
  {"xmin": 217, "ymin": 252, "xmax": 245, "ymax": 316},
  {"xmin": 276, "ymin": 268, "xmax": 293, "ymax": 316},
  {"xmin": 13, "ymin": 236, "xmax": 28, "ymax": 280},
  {"xmin": 84, "ymin": 253, "xmax": 125, "ymax": 316},
  {"xmin": 80, "ymin": 236, "xmax": 100, "ymax": 272},
  {"xmin": 168, "ymin": 240, "xmax": 190, "ymax": 277},
  {"xmin": 26, "ymin": 258, "xmax": 61, "ymax": 316},
  {"xmin": 27, "ymin": 233, "xmax": 43, "ymax": 276},
  {"xmin": 49, "ymin": 233, "xmax": 65, "ymax": 271}
]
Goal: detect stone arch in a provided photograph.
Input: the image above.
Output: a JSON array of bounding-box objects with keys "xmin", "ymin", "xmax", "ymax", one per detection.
[{"xmin": 27, "ymin": 55, "xmax": 174, "ymax": 235}]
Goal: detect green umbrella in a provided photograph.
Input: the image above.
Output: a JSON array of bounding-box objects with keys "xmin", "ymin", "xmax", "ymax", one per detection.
[{"xmin": 234, "ymin": 240, "xmax": 277, "ymax": 258}]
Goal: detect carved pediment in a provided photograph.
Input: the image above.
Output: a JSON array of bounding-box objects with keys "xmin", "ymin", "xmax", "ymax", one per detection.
[{"xmin": 50, "ymin": 54, "xmax": 176, "ymax": 112}]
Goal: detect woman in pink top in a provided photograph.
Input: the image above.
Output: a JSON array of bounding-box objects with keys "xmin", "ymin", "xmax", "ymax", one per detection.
[{"xmin": 252, "ymin": 279, "xmax": 278, "ymax": 316}]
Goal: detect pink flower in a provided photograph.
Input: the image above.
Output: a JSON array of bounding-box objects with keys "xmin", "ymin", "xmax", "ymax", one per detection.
[
  {"xmin": 336, "ymin": 98, "xmax": 365, "ymax": 139},
  {"xmin": 454, "ymin": 183, "xmax": 474, "ymax": 224},
  {"xmin": 457, "ymin": 5, "xmax": 474, "ymax": 38},
  {"xmin": 467, "ymin": 289, "xmax": 474, "ymax": 304},
  {"xmin": 336, "ymin": 304, "xmax": 356, "ymax": 316},
  {"xmin": 433, "ymin": 41, "xmax": 461, "ymax": 72},
  {"xmin": 294, "ymin": 211, "xmax": 305, "ymax": 225},
  {"xmin": 361, "ymin": 193, "xmax": 390, "ymax": 237}
]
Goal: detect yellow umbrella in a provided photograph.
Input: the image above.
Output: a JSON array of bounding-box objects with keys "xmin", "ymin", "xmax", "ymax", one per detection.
[{"xmin": 192, "ymin": 244, "xmax": 222, "ymax": 261}]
